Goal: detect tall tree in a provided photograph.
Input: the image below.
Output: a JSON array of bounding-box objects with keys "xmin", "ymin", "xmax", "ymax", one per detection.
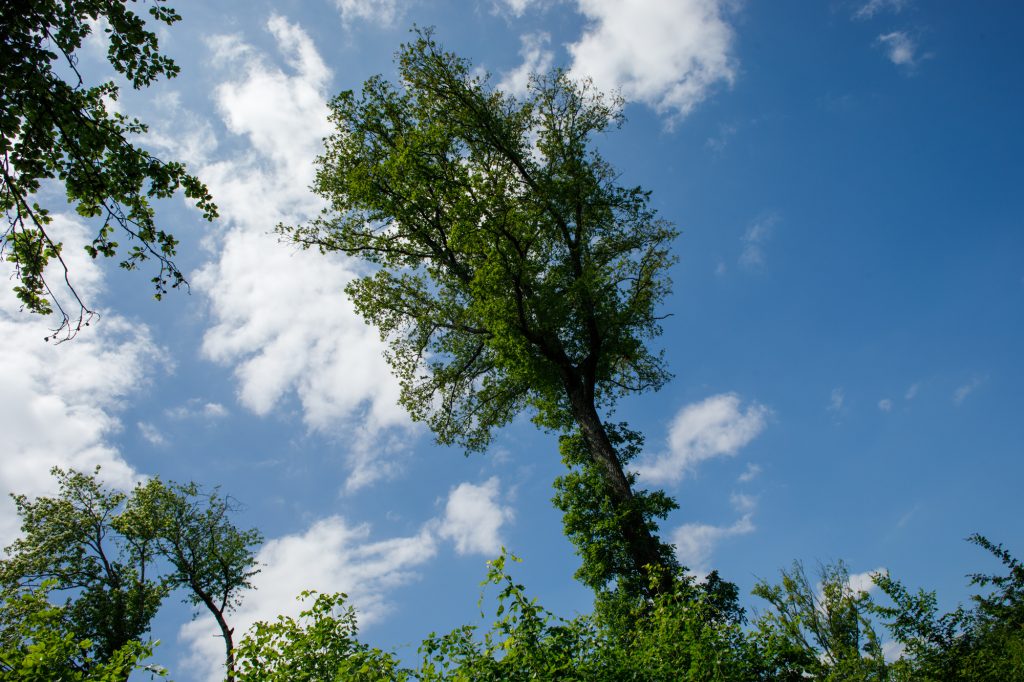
[
  {"xmin": 1, "ymin": 0, "xmax": 216, "ymax": 339},
  {"xmin": 283, "ymin": 31, "xmax": 679, "ymax": 594}
]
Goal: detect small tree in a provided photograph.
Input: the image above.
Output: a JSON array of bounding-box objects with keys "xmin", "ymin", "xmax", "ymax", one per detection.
[
  {"xmin": 0, "ymin": 469, "xmax": 262, "ymax": 681},
  {"xmin": 751, "ymin": 561, "xmax": 890, "ymax": 681},
  {"xmin": 127, "ymin": 479, "xmax": 263, "ymax": 682},
  {"xmin": 284, "ymin": 30, "xmax": 679, "ymax": 594}
]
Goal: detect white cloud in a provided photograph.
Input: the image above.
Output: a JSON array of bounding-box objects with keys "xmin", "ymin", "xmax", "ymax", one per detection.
[
  {"xmin": 498, "ymin": 32, "xmax": 554, "ymax": 97},
  {"xmin": 878, "ymin": 31, "xmax": 917, "ymax": 67},
  {"xmin": 179, "ymin": 515, "xmax": 437, "ymax": 682},
  {"xmin": 846, "ymin": 567, "xmax": 885, "ymax": 596},
  {"xmin": 138, "ymin": 422, "xmax": 167, "ymax": 447},
  {"xmin": 953, "ymin": 375, "xmax": 985, "ymax": 405},
  {"xmin": 878, "ymin": 398, "xmax": 893, "ymax": 412},
  {"xmin": 672, "ymin": 513, "xmax": 754, "ymax": 574},
  {"xmin": 194, "ymin": 17, "xmax": 412, "ymax": 491},
  {"xmin": 438, "ymin": 477, "xmax": 514, "ymax": 556},
  {"xmin": 739, "ymin": 213, "xmax": 778, "ymax": 268},
  {"xmin": 854, "ymin": 0, "xmax": 908, "ymax": 20},
  {"xmin": 567, "ymin": 0, "xmax": 737, "ymax": 122},
  {"xmin": 0, "ymin": 215, "xmax": 164, "ymax": 544},
  {"xmin": 333, "ymin": 0, "xmax": 403, "ymax": 27},
  {"xmin": 179, "ymin": 474, "xmax": 514, "ymax": 681},
  {"xmin": 882, "ymin": 639, "xmax": 906, "ymax": 662},
  {"xmin": 738, "ymin": 462, "xmax": 761, "ymax": 483},
  {"xmin": 634, "ymin": 393, "xmax": 769, "ymax": 484},
  {"xmin": 144, "ymin": 91, "xmax": 218, "ymax": 167},
  {"xmin": 904, "ymin": 382, "xmax": 919, "ymax": 400},
  {"xmin": 829, "ymin": 387, "xmax": 845, "ymax": 412}
]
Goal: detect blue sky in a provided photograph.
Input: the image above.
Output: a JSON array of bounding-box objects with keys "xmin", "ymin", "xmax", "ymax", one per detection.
[{"xmin": 2, "ymin": 0, "xmax": 1023, "ymax": 678}]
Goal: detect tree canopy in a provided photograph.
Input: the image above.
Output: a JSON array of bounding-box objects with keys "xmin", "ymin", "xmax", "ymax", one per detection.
[
  {"xmin": 284, "ymin": 30, "xmax": 678, "ymax": 594},
  {"xmin": 0, "ymin": 468, "xmax": 261, "ymax": 680},
  {"xmin": 0, "ymin": 0, "xmax": 216, "ymax": 339}
]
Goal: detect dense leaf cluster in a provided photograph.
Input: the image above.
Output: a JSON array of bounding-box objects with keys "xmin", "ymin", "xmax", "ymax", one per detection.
[
  {"xmin": 231, "ymin": 538, "xmax": 1023, "ymax": 681},
  {"xmin": 0, "ymin": 469, "xmax": 261, "ymax": 681}
]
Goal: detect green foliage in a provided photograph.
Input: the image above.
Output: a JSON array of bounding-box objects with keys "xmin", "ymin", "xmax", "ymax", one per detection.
[
  {"xmin": 553, "ymin": 424, "xmax": 678, "ymax": 594},
  {"xmin": 752, "ymin": 561, "xmax": 890, "ymax": 681},
  {"xmin": 0, "ymin": 468, "xmax": 261, "ymax": 680},
  {"xmin": 234, "ymin": 591, "xmax": 405, "ymax": 682},
  {"xmin": 0, "ymin": 582, "xmax": 164, "ymax": 680},
  {"xmin": 288, "ymin": 29, "xmax": 675, "ymax": 451},
  {"xmin": 417, "ymin": 551, "xmax": 605, "ymax": 681},
  {"xmin": 128, "ymin": 479, "xmax": 263, "ymax": 681},
  {"xmin": 238, "ymin": 552, "xmax": 754, "ymax": 681},
  {"xmin": 872, "ymin": 534, "xmax": 1024, "ymax": 681},
  {"xmin": 1, "ymin": 0, "xmax": 216, "ymax": 339},
  {"xmin": 0, "ymin": 468, "xmax": 168, "ymax": 667},
  {"xmin": 285, "ymin": 27, "xmax": 678, "ymax": 592}
]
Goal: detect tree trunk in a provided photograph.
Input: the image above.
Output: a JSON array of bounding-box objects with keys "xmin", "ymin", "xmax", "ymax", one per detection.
[
  {"xmin": 566, "ymin": 384, "xmax": 672, "ymax": 595},
  {"xmin": 197, "ymin": 591, "xmax": 236, "ymax": 682}
]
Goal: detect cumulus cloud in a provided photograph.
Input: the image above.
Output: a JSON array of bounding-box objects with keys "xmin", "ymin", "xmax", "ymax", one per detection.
[
  {"xmin": 878, "ymin": 398, "xmax": 893, "ymax": 412},
  {"xmin": 739, "ymin": 213, "xmax": 778, "ymax": 268},
  {"xmin": 634, "ymin": 393, "xmax": 769, "ymax": 484},
  {"xmin": 438, "ymin": 477, "xmax": 514, "ymax": 556},
  {"xmin": 0, "ymin": 215, "xmax": 164, "ymax": 544},
  {"xmin": 878, "ymin": 31, "xmax": 917, "ymax": 67},
  {"xmin": 333, "ymin": 0, "xmax": 403, "ymax": 27},
  {"xmin": 179, "ymin": 515, "xmax": 437, "ymax": 682},
  {"xmin": 498, "ymin": 32, "xmax": 554, "ymax": 97},
  {"xmin": 846, "ymin": 567, "xmax": 886, "ymax": 596},
  {"xmin": 192, "ymin": 17, "xmax": 412, "ymax": 491},
  {"xmin": 567, "ymin": 0, "xmax": 737, "ymax": 122},
  {"xmin": 180, "ymin": 474, "xmax": 516, "ymax": 680}
]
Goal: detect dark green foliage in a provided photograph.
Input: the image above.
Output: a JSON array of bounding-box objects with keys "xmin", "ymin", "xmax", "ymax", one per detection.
[
  {"xmin": 0, "ymin": 468, "xmax": 261, "ymax": 680},
  {"xmin": 1, "ymin": 0, "xmax": 216, "ymax": 339},
  {"xmin": 553, "ymin": 424, "xmax": 679, "ymax": 594},
  {"xmin": 0, "ymin": 582, "xmax": 163, "ymax": 680},
  {"xmin": 872, "ymin": 534, "xmax": 1024, "ymax": 681},
  {"xmin": 0, "ymin": 468, "xmax": 168, "ymax": 669},
  {"xmin": 128, "ymin": 479, "xmax": 263, "ymax": 682}
]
